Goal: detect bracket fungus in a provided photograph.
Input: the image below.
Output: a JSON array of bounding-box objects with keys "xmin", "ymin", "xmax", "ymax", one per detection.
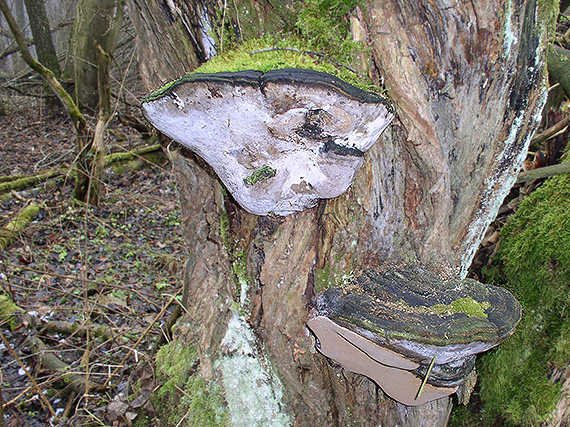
[
  {"xmin": 307, "ymin": 265, "xmax": 521, "ymax": 406},
  {"xmin": 142, "ymin": 68, "xmax": 393, "ymax": 216}
]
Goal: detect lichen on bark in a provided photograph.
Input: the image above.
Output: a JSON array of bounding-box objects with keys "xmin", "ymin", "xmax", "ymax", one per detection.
[{"xmin": 152, "ymin": 340, "xmax": 229, "ymax": 426}]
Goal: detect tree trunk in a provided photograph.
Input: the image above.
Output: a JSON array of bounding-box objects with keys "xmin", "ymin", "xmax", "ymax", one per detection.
[
  {"xmin": 22, "ymin": 0, "xmax": 60, "ymax": 76},
  {"xmin": 66, "ymin": 0, "xmax": 123, "ymax": 112},
  {"xmin": 128, "ymin": 0, "xmax": 553, "ymax": 425}
]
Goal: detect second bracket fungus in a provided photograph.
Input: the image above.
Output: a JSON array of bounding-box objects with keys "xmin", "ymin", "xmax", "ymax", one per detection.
[
  {"xmin": 142, "ymin": 68, "xmax": 393, "ymax": 216},
  {"xmin": 307, "ymin": 265, "xmax": 521, "ymax": 406}
]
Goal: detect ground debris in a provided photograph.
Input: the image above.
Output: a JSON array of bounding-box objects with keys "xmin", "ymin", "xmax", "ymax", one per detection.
[{"xmin": 0, "ymin": 97, "xmax": 184, "ymax": 426}]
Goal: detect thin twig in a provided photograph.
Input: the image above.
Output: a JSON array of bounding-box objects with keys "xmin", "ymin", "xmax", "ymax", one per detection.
[
  {"xmin": 102, "ymin": 291, "xmax": 180, "ymax": 388},
  {"xmin": 0, "ymin": 330, "xmax": 56, "ymax": 417},
  {"xmin": 530, "ymin": 115, "xmax": 570, "ymax": 145},
  {"xmin": 249, "ymin": 47, "xmax": 360, "ymax": 76},
  {"xmin": 415, "ymin": 355, "xmax": 437, "ymax": 400}
]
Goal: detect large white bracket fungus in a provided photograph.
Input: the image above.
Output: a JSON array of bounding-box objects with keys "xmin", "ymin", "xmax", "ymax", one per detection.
[
  {"xmin": 307, "ymin": 266, "xmax": 521, "ymax": 406},
  {"xmin": 142, "ymin": 68, "xmax": 393, "ymax": 216}
]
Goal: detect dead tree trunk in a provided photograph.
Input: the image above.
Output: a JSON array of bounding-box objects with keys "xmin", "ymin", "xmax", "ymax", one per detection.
[{"xmin": 127, "ymin": 0, "xmax": 553, "ymax": 425}]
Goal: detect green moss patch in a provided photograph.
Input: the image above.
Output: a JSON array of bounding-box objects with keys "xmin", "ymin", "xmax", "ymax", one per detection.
[
  {"xmin": 467, "ymin": 165, "xmax": 570, "ymax": 425},
  {"xmin": 243, "ymin": 165, "xmax": 277, "ymax": 187},
  {"xmin": 432, "ymin": 297, "xmax": 491, "ymax": 318},
  {"xmin": 153, "ymin": 340, "xmax": 228, "ymax": 426},
  {"xmin": 0, "ymin": 294, "xmax": 23, "ymax": 330},
  {"xmin": 147, "ymin": 0, "xmax": 381, "ymax": 100}
]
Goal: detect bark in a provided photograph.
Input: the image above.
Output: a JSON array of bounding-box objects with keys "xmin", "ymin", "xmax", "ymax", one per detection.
[
  {"xmin": 550, "ymin": 367, "xmax": 570, "ymax": 426},
  {"xmin": 22, "ymin": 0, "xmax": 60, "ymax": 76},
  {"xmin": 127, "ymin": 0, "xmax": 551, "ymax": 425},
  {"xmin": 548, "ymin": 45, "xmax": 570, "ymax": 98},
  {"xmin": 67, "ymin": 0, "xmax": 123, "ymax": 112}
]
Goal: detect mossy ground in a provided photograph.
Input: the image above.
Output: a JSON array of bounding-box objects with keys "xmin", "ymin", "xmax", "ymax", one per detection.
[
  {"xmin": 451, "ymin": 156, "xmax": 570, "ymax": 426},
  {"xmin": 152, "ymin": 340, "xmax": 228, "ymax": 426}
]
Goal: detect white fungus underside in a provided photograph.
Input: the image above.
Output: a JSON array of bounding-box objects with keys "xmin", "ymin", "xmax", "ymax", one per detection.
[{"xmin": 143, "ymin": 80, "xmax": 392, "ymax": 215}]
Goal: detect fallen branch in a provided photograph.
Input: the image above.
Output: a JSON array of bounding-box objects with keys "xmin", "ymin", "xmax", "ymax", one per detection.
[
  {"xmin": 27, "ymin": 334, "xmax": 106, "ymax": 395},
  {"xmin": 2, "ymin": 299, "xmax": 106, "ymax": 398},
  {"xmin": 0, "ymin": 203, "xmax": 41, "ymax": 250},
  {"xmin": 41, "ymin": 319, "xmax": 118, "ymax": 342},
  {"xmin": 103, "ymin": 144, "xmax": 163, "ymax": 167},
  {"xmin": 516, "ymin": 162, "xmax": 570, "ymax": 184},
  {"xmin": 0, "ymin": 168, "xmax": 65, "ymax": 194},
  {"xmin": 0, "ymin": 330, "xmax": 56, "ymax": 417},
  {"xmin": 0, "ymin": 144, "xmax": 164, "ymax": 197},
  {"xmin": 530, "ymin": 115, "xmax": 570, "ymax": 145}
]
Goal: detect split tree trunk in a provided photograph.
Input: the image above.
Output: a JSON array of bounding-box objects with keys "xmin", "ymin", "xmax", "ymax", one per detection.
[{"xmin": 127, "ymin": 0, "xmax": 552, "ymax": 425}]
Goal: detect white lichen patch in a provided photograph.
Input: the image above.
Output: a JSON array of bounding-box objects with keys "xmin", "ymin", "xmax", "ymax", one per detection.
[
  {"xmin": 458, "ymin": 7, "xmax": 549, "ymax": 278},
  {"xmin": 219, "ymin": 312, "xmax": 291, "ymax": 427},
  {"xmin": 142, "ymin": 70, "xmax": 393, "ymax": 216},
  {"xmin": 502, "ymin": 0, "xmax": 518, "ymax": 59}
]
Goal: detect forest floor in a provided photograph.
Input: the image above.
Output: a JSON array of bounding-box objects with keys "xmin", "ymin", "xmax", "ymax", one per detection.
[{"xmin": 0, "ymin": 95, "xmax": 185, "ymax": 426}]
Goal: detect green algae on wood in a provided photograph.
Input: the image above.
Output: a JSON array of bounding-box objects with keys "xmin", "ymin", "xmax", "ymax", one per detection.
[
  {"xmin": 0, "ymin": 203, "xmax": 41, "ymax": 250},
  {"xmin": 308, "ymin": 265, "xmax": 521, "ymax": 405},
  {"xmin": 244, "ymin": 165, "xmax": 277, "ymax": 187}
]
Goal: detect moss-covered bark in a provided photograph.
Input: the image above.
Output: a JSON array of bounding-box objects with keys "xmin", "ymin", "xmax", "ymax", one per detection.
[
  {"xmin": 151, "ymin": 340, "xmax": 228, "ymax": 427},
  {"xmin": 0, "ymin": 169, "xmax": 63, "ymax": 194}
]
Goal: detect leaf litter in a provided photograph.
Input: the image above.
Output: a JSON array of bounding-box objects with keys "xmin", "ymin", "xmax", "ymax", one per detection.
[{"xmin": 0, "ymin": 96, "xmax": 184, "ymax": 426}]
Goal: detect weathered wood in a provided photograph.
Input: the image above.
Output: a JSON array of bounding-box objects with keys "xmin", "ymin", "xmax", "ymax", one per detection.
[{"xmin": 363, "ymin": 0, "xmax": 548, "ymax": 276}]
